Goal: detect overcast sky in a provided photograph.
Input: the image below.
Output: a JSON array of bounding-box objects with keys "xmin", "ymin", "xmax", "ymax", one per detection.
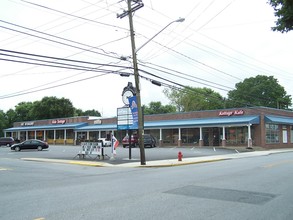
[{"xmin": 0, "ymin": 0, "xmax": 292, "ymax": 117}]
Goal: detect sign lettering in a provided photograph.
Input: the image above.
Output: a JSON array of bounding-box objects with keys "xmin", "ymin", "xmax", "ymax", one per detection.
[
  {"xmin": 51, "ymin": 119, "xmax": 66, "ymax": 124},
  {"xmin": 219, "ymin": 110, "xmax": 244, "ymax": 116}
]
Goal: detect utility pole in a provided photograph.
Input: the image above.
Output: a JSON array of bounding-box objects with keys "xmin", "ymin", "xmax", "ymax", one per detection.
[{"xmin": 118, "ymin": 0, "xmax": 146, "ymax": 165}]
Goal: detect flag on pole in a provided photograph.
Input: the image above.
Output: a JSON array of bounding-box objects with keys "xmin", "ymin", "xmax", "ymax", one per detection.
[{"xmin": 111, "ymin": 134, "xmax": 119, "ymax": 155}]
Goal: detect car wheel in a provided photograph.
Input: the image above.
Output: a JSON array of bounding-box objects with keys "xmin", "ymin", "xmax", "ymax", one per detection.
[
  {"xmin": 15, "ymin": 146, "xmax": 20, "ymax": 151},
  {"xmin": 37, "ymin": 146, "xmax": 43, "ymax": 151}
]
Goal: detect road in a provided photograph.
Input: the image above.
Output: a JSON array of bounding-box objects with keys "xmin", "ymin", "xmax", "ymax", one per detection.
[{"xmin": 0, "ymin": 146, "xmax": 293, "ymax": 220}]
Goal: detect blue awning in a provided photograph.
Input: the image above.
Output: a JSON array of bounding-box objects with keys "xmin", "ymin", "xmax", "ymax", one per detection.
[
  {"xmin": 145, "ymin": 115, "xmax": 259, "ymax": 129},
  {"xmin": 5, "ymin": 115, "xmax": 260, "ymax": 133},
  {"xmin": 145, "ymin": 115, "xmax": 260, "ymax": 129},
  {"xmin": 4, "ymin": 122, "xmax": 88, "ymax": 132},
  {"xmin": 76, "ymin": 116, "xmax": 259, "ymax": 131},
  {"xmin": 75, "ymin": 124, "xmax": 116, "ymax": 131},
  {"xmin": 265, "ymin": 115, "xmax": 293, "ymax": 125}
]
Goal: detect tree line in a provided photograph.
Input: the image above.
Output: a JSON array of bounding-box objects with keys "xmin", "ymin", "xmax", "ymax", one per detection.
[
  {"xmin": 0, "ymin": 75, "xmax": 292, "ymax": 137},
  {"xmin": 0, "ymin": 96, "xmax": 100, "ymax": 136}
]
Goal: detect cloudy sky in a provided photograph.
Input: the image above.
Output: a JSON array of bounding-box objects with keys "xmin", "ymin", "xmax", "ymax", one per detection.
[{"xmin": 0, "ymin": 0, "xmax": 292, "ymax": 117}]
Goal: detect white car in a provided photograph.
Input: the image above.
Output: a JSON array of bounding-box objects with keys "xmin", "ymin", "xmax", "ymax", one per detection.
[{"xmin": 98, "ymin": 138, "xmax": 111, "ymax": 147}]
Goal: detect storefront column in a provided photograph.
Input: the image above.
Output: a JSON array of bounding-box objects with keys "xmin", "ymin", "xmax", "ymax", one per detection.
[
  {"xmin": 34, "ymin": 130, "xmax": 37, "ymax": 139},
  {"xmin": 159, "ymin": 129, "xmax": 162, "ymax": 147},
  {"xmin": 199, "ymin": 127, "xmax": 203, "ymax": 147},
  {"xmin": 178, "ymin": 128, "xmax": 182, "ymax": 147},
  {"xmin": 74, "ymin": 131, "xmax": 77, "ymax": 145},
  {"xmin": 222, "ymin": 126, "xmax": 226, "ymax": 147},
  {"xmin": 86, "ymin": 131, "xmax": 89, "ymax": 140},
  {"xmin": 43, "ymin": 130, "xmax": 46, "ymax": 142},
  {"xmin": 17, "ymin": 131, "xmax": 20, "ymax": 140},
  {"xmin": 64, "ymin": 129, "xmax": 67, "ymax": 145},
  {"xmin": 98, "ymin": 131, "xmax": 101, "ymax": 139},
  {"xmin": 53, "ymin": 130, "xmax": 56, "ymax": 145},
  {"xmin": 247, "ymin": 124, "xmax": 252, "ymax": 149},
  {"xmin": 26, "ymin": 131, "xmax": 28, "ymax": 140}
]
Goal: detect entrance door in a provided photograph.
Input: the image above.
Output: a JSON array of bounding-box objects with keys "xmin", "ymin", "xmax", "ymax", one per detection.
[{"xmin": 203, "ymin": 127, "xmax": 220, "ymax": 146}]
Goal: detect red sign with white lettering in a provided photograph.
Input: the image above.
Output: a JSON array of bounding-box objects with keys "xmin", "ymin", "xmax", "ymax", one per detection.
[
  {"xmin": 51, "ymin": 119, "xmax": 66, "ymax": 124},
  {"xmin": 219, "ymin": 110, "xmax": 244, "ymax": 116}
]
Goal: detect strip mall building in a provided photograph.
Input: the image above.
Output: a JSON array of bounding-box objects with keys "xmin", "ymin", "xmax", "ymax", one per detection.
[{"xmin": 4, "ymin": 107, "xmax": 293, "ymax": 149}]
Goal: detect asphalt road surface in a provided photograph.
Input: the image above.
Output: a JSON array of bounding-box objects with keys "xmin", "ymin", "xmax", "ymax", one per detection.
[{"xmin": 1, "ymin": 146, "xmax": 293, "ymax": 220}]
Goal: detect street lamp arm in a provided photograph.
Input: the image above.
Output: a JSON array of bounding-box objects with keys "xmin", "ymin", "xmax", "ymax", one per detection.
[{"xmin": 135, "ymin": 18, "xmax": 185, "ymax": 53}]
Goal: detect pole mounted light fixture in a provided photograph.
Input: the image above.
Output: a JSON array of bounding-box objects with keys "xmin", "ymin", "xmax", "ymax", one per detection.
[{"xmin": 136, "ymin": 17, "xmax": 185, "ymax": 53}]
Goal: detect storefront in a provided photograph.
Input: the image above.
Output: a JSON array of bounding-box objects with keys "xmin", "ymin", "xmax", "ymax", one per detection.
[{"xmin": 4, "ymin": 107, "xmax": 293, "ymax": 149}]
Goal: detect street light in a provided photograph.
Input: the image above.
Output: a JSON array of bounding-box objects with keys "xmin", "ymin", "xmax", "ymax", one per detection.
[
  {"xmin": 127, "ymin": 0, "xmax": 184, "ymax": 165},
  {"xmin": 136, "ymin": 18, "xmax": 185, "ymax": 53}
]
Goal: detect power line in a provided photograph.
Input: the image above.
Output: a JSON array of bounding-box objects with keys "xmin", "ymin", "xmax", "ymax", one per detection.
[
  {"xmin": 0, "ymin": 19, "xmax": 122, "ymax": 60},
  {"xmin": 21, "ymin": 0, "xmax": 130, "ymax": 32}
]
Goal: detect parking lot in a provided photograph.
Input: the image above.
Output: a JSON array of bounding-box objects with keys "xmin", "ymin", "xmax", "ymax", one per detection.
[{"xmin": 0, "ymin": 144, "xmax": 240, "ymax": 165}]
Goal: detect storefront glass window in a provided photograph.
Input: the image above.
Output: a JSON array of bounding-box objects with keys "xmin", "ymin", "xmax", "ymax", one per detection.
[
  {"xmin": 56, "ymin": 130, "xmax": 64, "ymax": 139},
  {"xmin": 266, "ymin": 124, "xmax": 279, "ymax": 144},
  {"xmin": 162, "ymin": 129, "xmax": 178, "ymax": 144},
  {"xmin": 66, "ymin": 129, "xmax": 74, "ymax": 139},
  {"xmin": 36, "ymin": 131, "xmax": 43, "ymax": 140},
  {"xmin": 89, "ymin": 131, "xmax": 99, "ymax": 140},
  {"xmin": 226, "ymin": 127, "xmax": 249, "ymax": 145},
  {"xmin": 28, "ymin": 131, "xmax": 34, "ymax": 139},
  {"xmin": 47, "ymin": 130, "xmax": 54, "ymax": 139},
  {"xmin": 181, "ymin": 128, "xmax": 200, "ymax": 144}
]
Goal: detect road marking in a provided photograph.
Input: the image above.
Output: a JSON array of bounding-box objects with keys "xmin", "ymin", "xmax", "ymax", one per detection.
[
  {"xmin": 263, "ymin": 160, "xmax": 293, "ymax": 168},
  {"xmin": 0, "ymin": 167, "xmax": 11, "ymax": 171},
  {"xmin": 34, "ymin": 218, "xmax": 45, "ymax": 220}
]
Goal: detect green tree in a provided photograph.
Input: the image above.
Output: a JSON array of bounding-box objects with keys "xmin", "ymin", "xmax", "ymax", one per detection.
[
  {"xmin": 164, "ymin": 87, "xmax": 225, "ymax": 112},
  {"xmin": 75, "ymin": 109, "xmax": 101, "ymax": 116},
  {"xmin": 143, "ymin": 101, "xmax": 176, "ymax": 115},
  {"xmin": 5, "ymin": 109, "xmax": 17, "ymax": 128},
  {"xmin": 227, "ymin": 75, "xmax": 292, "ymax": 109},
  {"xmin": 30, "ymin": 96, "xmax": 75, "ymax": 120},
  {"xmin": 14, "ymin": 102, "xmax": 34, "ymax": 122},
  {"xmin": 268, "ymin": 0, "xmax": 293, "ymax": 33},
  {"xmin": 0, "ymin": 110, "xmax": 8, "ymax": 136}
]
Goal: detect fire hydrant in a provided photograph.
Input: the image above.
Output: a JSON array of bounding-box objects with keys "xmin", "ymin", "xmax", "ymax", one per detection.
[{"xmin": 178, "ymin": 151, "xmax": 183, "ymax": 161}]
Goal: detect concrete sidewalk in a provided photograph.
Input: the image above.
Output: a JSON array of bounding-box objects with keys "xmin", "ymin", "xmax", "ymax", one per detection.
[{"xmin": 22, "ymin": 148, "xmax": 293, "ymax": 168}]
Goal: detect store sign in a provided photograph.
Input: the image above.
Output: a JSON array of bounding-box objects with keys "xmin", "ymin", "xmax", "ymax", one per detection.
[
  {"xmin": 94, "ymin": 119, "xmax": 102, "ymax": 124},
  {"xmin": 219, "ymin": 109, "xmax": 244, "ymax": 116},
  {"xmin": 20, "ymin": 122, "xmax": 35, "ymax": 126},
  {"xmin": 51, "ymin": 119, "xmax": 66, "ymax": 124}
]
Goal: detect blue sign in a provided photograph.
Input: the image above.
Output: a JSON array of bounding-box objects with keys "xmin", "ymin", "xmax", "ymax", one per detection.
[{"xmin": 128, "ymin": 96, "xmax": 138, "ymax": 130}]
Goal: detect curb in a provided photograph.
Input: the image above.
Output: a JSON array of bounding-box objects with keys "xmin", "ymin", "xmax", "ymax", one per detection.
[
  {"xmin": 21, "ymin": 149, "xmax": 293, "ymax": 168},
  {"xmin": 21, "ymin": 158, "xmax": 109, "ymax": 167}
]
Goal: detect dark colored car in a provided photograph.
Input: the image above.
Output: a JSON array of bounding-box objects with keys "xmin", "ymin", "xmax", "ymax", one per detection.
[
  {"xmin": 143, "ymin": 134, "xmax": 156, "ymax": 148},
  {"xmin": 0, "ymin": 137, "xmax": 14, "ymax": 147},
  {"xmin": 122, "ymin": 134, "xmax": 156, "ymax": 148},
  {"xmin": 11, "ymin": 139, "xmax": 49, "ymax": 151}
]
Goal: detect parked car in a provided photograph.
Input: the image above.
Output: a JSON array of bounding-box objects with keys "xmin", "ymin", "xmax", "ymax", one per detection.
[
  {"xmin": 143, "ymin": 134, "xmax": 157, "ymax": 148},
  {"xmin": 0, "ymin": 137, "xmax": 14, "ymax": 147},
  {"xmin": 122, "ymin": 134, "xmax": 138, "ymax": 148},
  {"xmin": 98, "ymin": 138, "xmax": 111, "ymax": 147},
  {"xmin": 122, "ymin": 134, "xmax": 156, "ymax": 148},
  {"xmin": 11, "ymin": 139, "xmax": 49, "ymax": 151}
]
